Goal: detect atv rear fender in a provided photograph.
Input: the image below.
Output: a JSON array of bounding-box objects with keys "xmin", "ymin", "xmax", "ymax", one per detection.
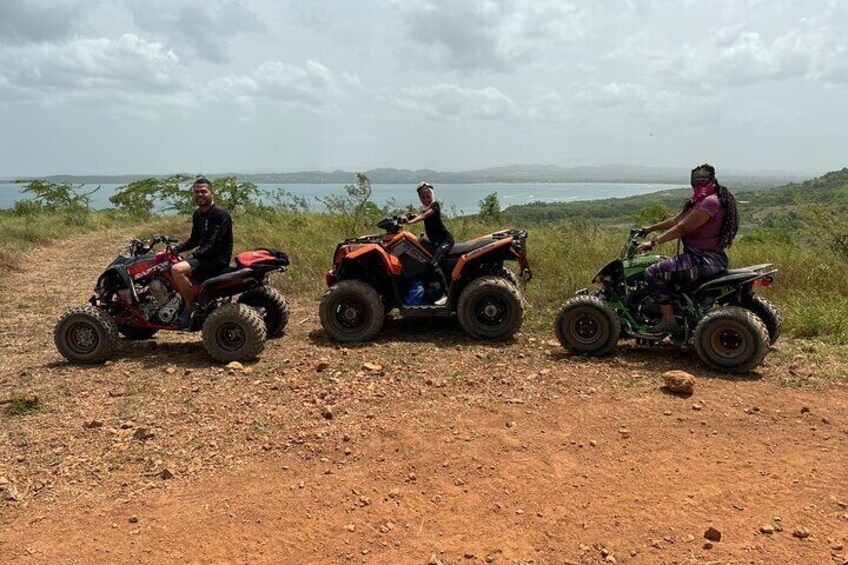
[
  {"xmin": 196, "ymin": 269, "xmax": 260, "ymax": 307},
  {"xmin": 450, "ymin": 237, "xmax": 521, "ymax": 281}
]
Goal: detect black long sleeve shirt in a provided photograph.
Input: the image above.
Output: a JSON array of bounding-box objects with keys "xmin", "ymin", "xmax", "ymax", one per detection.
[{"xmin": 175, "ymin": 204, "xmax": 233, "ymax": 266}]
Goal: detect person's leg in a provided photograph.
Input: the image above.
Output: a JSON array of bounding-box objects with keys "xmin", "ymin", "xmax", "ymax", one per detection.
[
  {"xmin": 171, "ymin": 261, "xmax": 196, "ymax": 310},
  {"xmin": 645, "ymin": 256, "xmax": 687, "ymax": 332},
  {"xmin": 429, "ymin": 240, "xmax": 452, "ymax": 301}
]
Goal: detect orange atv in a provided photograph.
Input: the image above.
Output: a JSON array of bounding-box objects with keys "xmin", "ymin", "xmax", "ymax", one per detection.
[{"xmin": 320, "ymin": 215, "xmax": 532, "ymax": 342}]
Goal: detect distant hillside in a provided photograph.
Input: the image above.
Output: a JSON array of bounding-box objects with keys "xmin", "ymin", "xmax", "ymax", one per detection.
[
  {"xmin": 501, "ymin": 167, "xmax": 848, "ymax": 226},
  {"xmin": 4, "ymin": 164, "xmax": 804, "ymax": 187}
]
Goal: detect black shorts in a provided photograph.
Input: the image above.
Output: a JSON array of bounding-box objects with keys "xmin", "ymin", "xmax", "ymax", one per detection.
[{"xmin": 187, "ymin": 258, "xmax": 227, "ymax": 282}]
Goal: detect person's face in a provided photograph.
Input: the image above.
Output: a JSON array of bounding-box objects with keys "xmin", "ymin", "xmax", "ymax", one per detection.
[
  {"xmin": 419, "ymin": 188, "xmax": 433, "ymax": 207},
  {"xmin": 193, "ymin": 184, "xmax": 213, "ymax": 207},
  {"xmin": 691, "ymin": 169, "xmax": 713, "ymax": 188}
]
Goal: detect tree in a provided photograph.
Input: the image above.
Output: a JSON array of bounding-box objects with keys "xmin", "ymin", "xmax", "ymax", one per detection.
[
  {"xmin": 636, "ymin": 203, "xmax": 672, "ymax": 226},
  {"xmin": 478, "ymin": 192, "xmax": 502, "ymax": 222},
  {"xmin": 318, "ymin": 173, "xmax": 377, "ymax": 233}
]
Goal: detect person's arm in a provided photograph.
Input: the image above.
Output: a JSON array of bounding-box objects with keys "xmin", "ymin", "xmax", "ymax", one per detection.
[
  {"xmin": 404, "ymin": 207, "xmax": 435, "ymax": 225},
  {"xmin": 643, "ymin": 211, "xmax": 682, "ymax": 235},
  {"xmin": 194, "ymin": 212, "xmax": 233, "ymax": 260},
  {"xmin": 638, "ymin": 210, "xmax": 710, "ymax": 251},
  {"xmin": 174, "ymin": 212, "xmax": 200, "ymax": 254}
]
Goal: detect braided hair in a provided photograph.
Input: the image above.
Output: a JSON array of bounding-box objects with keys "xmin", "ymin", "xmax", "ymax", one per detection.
[{"xmin": 682, "ymin": 163, "xmax": 739, "ymax": 251}]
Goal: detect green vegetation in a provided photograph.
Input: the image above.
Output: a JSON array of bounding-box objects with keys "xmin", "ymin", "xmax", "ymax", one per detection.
[
  {"xmin": 3, "ymin": 169, "xmax": 848, "ymax": 343},
  {"xmin": 4, "ymin": 394, "xmax": 40, "ymax": 417}
]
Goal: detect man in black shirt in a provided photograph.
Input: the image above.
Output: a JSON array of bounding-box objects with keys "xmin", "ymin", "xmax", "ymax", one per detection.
[
  {"xmin": 171, "ymin": 178, "xmax": 233, "ymax": 327},
  {"xmin": 402, "ymin": 182, "xmax": 454, "ymax": 304}
]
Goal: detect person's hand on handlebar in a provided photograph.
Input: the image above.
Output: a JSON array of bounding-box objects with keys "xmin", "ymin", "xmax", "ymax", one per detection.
[{"xmin": 635, "ymin": 239, "xmax": 657, "ymax": 253}]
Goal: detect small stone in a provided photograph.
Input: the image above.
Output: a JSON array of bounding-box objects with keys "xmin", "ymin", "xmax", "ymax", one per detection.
[
  {"xmin": 344, "ymin": 523, "xmax": 356, "ymax": 532},
  {"xmin": 159, "ymin": 468, "xmax": 174, "ymax": 480},
  {"xmin": 692, "ymin": 403, "xmax": 703, "ymax": 411},
  {"xmin": 83, "ymin": 420, "xmax": 104, "ymax": 429},
  {"xmin": 133, "ymin": 428, "xmax": 154, "ymax": 441},
  {"xmin": 703, "ymin": 541, "xmax": 713, "ymax": 550},
  {"xmin": 759, "ymin": 524, "xmax": 775, "ymax": 535},
  {"xmin": 662, "ymin": 370, "xmax": 695, "ymax": 394},
  {"xmin": 165, "ymin": 367, "xmax": 177, "ymax": 375},
  {"xmin": 226, "ymin": 361, "xmax": 245, "ymax": 371},
  {"xmin": 363, "ymin": 362, "xmax": 382, "ymax": 372},
  {"xmin": 704, "ymin": 527, "xmax": 721, "ymax": 542},
  {"xmin": 589, "ymin": 440, "xmax": 597, "ymax": 447},
  {"xmin": 801, "ymin": 406, "xmax": 810, "ymax": 414},
  {"xmin": 792, "ymin": 526, "xmax": 810, "ymax": 539},
  {"xmin": 315, "ymin": 362, "xmax": 330, "ymax": 373},
  {"xmin": 506, "ymin": 421, "xmax": 516, "ymax": 428},
  {"xmin": 618, "ymin": 428, "xmax": 631, "ymax": 439},
  {"xmin": 128, "ymin": 516, "xmax": 139, "ymax": 524},
  {"xmin": 321, "ymin": 406, "xmax": 334, "ymax": 420}
]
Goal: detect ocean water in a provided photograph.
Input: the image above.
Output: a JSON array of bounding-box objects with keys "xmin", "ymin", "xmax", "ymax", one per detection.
[{"xmin": 0, "ymin": 181, "xmax": 681, "ymax": 215}]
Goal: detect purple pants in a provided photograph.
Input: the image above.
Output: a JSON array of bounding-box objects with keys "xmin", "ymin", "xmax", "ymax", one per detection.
[{"xmin": 645, "ymin": 248, "xmax": 727, "ymax": 304}]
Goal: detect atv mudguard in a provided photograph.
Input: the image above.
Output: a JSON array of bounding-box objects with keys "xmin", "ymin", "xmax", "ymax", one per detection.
[{"xmin": 340, "ymin": 245, "xmax": 403, "ymax": 278}]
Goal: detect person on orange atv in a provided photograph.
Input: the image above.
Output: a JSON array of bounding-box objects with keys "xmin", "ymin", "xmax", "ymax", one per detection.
[{"xmin": 401, "ymin": 181, "xmax": 454, "ymax": 305}]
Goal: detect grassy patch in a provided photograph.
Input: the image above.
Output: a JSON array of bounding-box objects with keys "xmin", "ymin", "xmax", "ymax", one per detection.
[{"xmin": 4, "ymin": 393, "xmax": 41, "ymax": 416}]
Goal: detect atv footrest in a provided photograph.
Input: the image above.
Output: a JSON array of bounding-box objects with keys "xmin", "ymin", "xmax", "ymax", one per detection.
[{"xmin": 398, "ymin": 305, "xmax": 453, "ymax": 318}]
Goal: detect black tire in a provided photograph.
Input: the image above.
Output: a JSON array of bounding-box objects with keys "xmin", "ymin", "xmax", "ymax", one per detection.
[
  {"xmin": 202, "ymin": 303, "xmax": 267, "ymax": 362},
  {"xmin": 117, "ymin": 325, "xmax": 159, "ymax": 340},
  {"xmin": 743, "ymin": 295, "xmax": 782, "ymax": 345},
  {"xmin": 457, "ymin": 276, "xmax": 525, "ymax": 340},
  {"xmin": 54, "ymin": 306, "xmax": 118, "ymax": 364},
  {"xmin": 555, "ymin": 295, "xmax": 621, "ymax": 356},
  {"xmin": 319, "ymin": 280, "xmax": 385, "ymax": 343},
  {"xmin": 693, "ymin": 306, "xmax": 769, "ymax": 373},
  {"xmin": 238, "ymin": 286, "xmax": 289, "ymax": 339}
]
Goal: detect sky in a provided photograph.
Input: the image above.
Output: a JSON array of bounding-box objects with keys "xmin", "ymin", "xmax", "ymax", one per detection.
[{"xmin": 0, "ymin": 0, "xmax": 846, "ymax": 176}]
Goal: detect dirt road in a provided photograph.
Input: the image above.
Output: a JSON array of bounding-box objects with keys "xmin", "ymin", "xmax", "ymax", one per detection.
[{"xmin": 1, "ymin": 231, "xmax": 847, "ymax": 564}]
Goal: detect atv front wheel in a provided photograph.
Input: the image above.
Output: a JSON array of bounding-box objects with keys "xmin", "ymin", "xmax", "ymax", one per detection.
[
  {"xmin": 457, "ymin": 276, "xmax": 525, "ymax": 340},
  {"xmin": 55, "ymin": 306, "xmax": 119, "ymax": 364},
  {"xmin": 742, "ymin": 295, "xmax": 781, "ymax": 345},
  {"xmin": 498, "ymin": 267, "xmax": 520, "ymax": 288},
  {"xmin": 555, "ymin": 295, "xmax": 621, "ymax": 356},
  {"xmin": 320, "ymin": 280, "xmax": 385, "ymax": 342},
  {"xmin": 202, "ymin": 303, "xmax": 267, "ymax": 362},
  {"xmin": 238, "ymin": 286, "xmax": 289, "ymax": 338},
  {"xmin": 117, "ymin": 325, "xmax": 159, "ymax": 340},
  {"xmin": 693, "ymin": 306, "xmax": 769, "ymax": 373}
]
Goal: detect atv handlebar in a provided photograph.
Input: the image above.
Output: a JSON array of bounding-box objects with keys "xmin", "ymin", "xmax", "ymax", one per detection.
[
  {"xmin": 128, "ymin": 235, "xmax": 180, "ymax": 257},
  {"xmin": 623, "ymin": 228, "xmax": 649, "ymax": 259}
]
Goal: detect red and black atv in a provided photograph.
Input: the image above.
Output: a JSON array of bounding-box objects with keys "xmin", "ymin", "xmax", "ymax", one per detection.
[
  {"xmin": 54, "ymin": 235, "xmax": 290, "ymax": 364},
  {"xmin": 320, "ymin": 216, "xmax": 532, "ymax": 342}
]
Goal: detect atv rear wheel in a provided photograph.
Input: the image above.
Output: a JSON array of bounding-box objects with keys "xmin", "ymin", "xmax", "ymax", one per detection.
[
  {"xmin": 498, "ymin": 267, "xmax": 520, "ymax": 288},
  {"xmin": 320, "ymin": 280, "xmax": 385, "ymax": 343},
  {"xmin": 555, "ymin": 295, "xmax": 621, "ymax": 356},
  {"xmin": 742, "ymin": 295, "xmax": 781, "ymax": 345},
  {"xmin": 202, "ymin": 303, "xmax": 267, "ymax": 362},
  {"xmin": 457, "ymin": 276, "xmax": 524, "ymax": 340},
  {"xmin": 117, "ymin": 325, "xmax": 159, "ymax": 340},
  {"xmin": 238, "ymin": 286, "xmax": 289, "ymax": 338},
  {"xmin": 693, "ymin": 306, "xmax": 769, "ymax": 373},
  {"xmin": 55, "ymin": 306, "xmax": 119, "ymax": 364}
]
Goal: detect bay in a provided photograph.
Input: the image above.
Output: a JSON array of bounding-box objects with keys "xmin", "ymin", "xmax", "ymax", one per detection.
[{"xmin": 0, "ymin": 181, "xmax": 680, "ymax": 215}]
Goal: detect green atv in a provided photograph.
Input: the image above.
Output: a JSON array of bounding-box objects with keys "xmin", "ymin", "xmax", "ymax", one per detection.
[{"xmin": 555, "ymin": 228, "xmax": 781, "ymax": 372}]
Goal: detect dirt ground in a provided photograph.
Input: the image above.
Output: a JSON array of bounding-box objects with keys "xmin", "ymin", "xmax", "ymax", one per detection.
[{"xmin": 1, "ymin": 230, "xmax": 848, "ymax": 565}]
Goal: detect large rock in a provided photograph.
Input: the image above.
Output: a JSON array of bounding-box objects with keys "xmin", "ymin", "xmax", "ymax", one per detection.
[{"xmin": 662, "ymin": 370, "xmax": 695, "ymax": 394}]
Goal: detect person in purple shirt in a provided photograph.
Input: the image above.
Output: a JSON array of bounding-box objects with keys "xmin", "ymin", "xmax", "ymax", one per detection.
[{"xmin": 636, "ymin": 164, "xmax": 740, "ymax": 334}]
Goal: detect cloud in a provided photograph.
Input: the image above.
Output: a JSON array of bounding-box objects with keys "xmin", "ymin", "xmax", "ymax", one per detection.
[
  {"xmin": 390, "ymin": 83, "xmax": 516, "ymax": 119},
  {"xmin": 210, "ymin": 60, "xmax": 362, "ymax": 111},
  {"xmin": 0, "ymin": 34, "xmax": 183, "ymax": 93},
  {"xmin": 0, "ymin": 0, "xmax": 90, "ymax": 45},
  {"xmin": 396, "ymin": 0, "xmax": 585, "ymax": 73},
  {"xmin": 124, "ymin": 0, "xmax": 265, "ymax": 63}
]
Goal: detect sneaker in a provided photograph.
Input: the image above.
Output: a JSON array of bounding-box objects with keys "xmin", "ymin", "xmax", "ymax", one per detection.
[
  {"xmin": 433, "ymin": 295, "xmax": 448, "ymax": 306},
  {"xmin": 646, "ymin": 320, "xmax": 680, "ymax": 335}
]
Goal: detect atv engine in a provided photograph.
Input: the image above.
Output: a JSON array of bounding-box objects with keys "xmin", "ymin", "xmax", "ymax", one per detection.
[{"xmin": 136, "ymin": 278, "xmax": 183, "ymax": 324}]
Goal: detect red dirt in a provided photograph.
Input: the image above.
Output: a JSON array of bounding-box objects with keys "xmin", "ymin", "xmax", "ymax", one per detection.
[{"xmin": 1, "ymin": 230, "xmax": 847, "ymax": 564}]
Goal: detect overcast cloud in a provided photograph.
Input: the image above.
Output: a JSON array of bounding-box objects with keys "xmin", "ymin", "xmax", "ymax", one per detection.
[{"xmin": 0, "ymin": 0, "xmax": 845, "ymax": 175}]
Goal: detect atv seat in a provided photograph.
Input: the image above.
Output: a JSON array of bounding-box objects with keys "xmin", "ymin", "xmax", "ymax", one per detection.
[{"xmin": 446, "ymin": 237, "xmax": 496, "ymax": 257}]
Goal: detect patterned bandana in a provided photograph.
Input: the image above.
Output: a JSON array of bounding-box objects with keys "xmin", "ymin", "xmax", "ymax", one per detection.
[{"xmin": 692, "ymin": 181, "xmax": 717, "ymax": 203}]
